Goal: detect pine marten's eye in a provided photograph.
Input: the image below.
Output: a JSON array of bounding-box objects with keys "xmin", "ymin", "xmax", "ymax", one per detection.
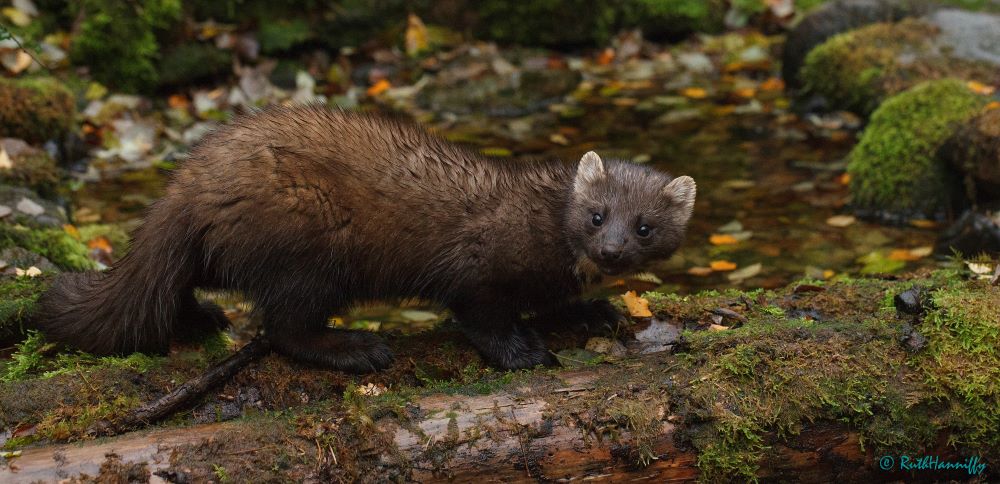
[
  {"xmin": 592, "ymin": 213, "xmax": 604, "ymax": 226},
  {"xmin": 637, "ymin": 224, "xmax": 651, "ymax": 237}
]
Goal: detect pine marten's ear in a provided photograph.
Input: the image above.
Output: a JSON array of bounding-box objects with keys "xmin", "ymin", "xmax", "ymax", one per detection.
[
  {"xmin": 664, "ymin": 175, "xmax": 696, "ymax": 223},
  {"xmin": 574, "ymin": 151, "xmax": 606, "ymax": 194}
]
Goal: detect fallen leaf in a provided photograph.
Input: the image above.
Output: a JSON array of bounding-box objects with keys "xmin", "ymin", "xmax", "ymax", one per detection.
[
  {"xmin": 760, "ymin": 77, "xmax": 785, "ymax": 91},
  {"xmin": 631, "ymin": 272, "xmax": 663, "ymax": 284},
  {"xmin": 0, "ymin": 147, "xmax": 11, "ymax": 170},
  {"xmin": 356, "ymin": 383, "xmax": 386, "ymax": 397},
  {"xmin": 887, "ymin": 249, "xmax": 918, "ymax": 261},
  {"xmin": 908, "ymin": 246, "xmax": 933, "ymax": 259},
  {"xmin": 838, "ymin": 173, "xmax": 851, "ymax": 185},
  {"xmin": 825, "ymin": 215, "xmax": 856, "ymax": 227},
  {"xmin": 727, "ymin": 262, "xmax": 762, "ymax": 282},
  {"xmin": 2, "ymin": 7, "xmax": 30, "ymax": 27},
  {"xmin": 733, "ymin": 87, "xmax": 756, "ymax": 99},
  {"xmin": 405, "ymin": 13, "xmax": 429, "ymax": 57},
  {"xmin": 687, "ymin": 266, "xmax": 713, "ymax": 276},
  {"xmin": 63, "ymin": 224, "xmax": 80, "ymax": 240},
  {"xmin": 597, "ymin": 48, "xmax": 615, "ymax": 65},
  {"xmin": 967, "ymin": 80, "xmax": 996, "ymax": 95},
  {"xmin": 967, "ymin": 262, "xmax": 993, "ymax": 275},
  {"xmin": 2, "ymin": 50, "xmax": 32, "ymax": 74},
  {"xmin": 87, "ymin": 236, "xmax": 112, "ymax": 253},
  {"xmin": 709, "ymin": 234, "xmax": 739, "ymax": 245},
  {"xmin": 168, "ymin": 94, "xmax": 189, "ymax": 109},
  {"xmin": 708, "ymin": 324, "xmax": 729, "ymax": 332},
  {"xmin": 823, "ymin": 269, "xmax": 835, "ymax": 279},
  {"xmin": 366, "ymin": 79, "xmax": 391, "ymax": 96},
  {"xmin": 15, "ymin": 266, "xmax": 41, "ymax": 278},
  {"xmin": 710, "ymin": 260, "xmax": 737, "ymax": 271},
  {"xmin": 622, "ymin": 290, "xmax": 653, "ymax": 318},
  {"xmin": 549, "ymin": 133, "xmax": 569, "ymax": 145},
  {"xmin": 681, "ymin": 87, "xmax": 708, "ymax": 99},
  {"xmin": 987, "ymin": 101, "xmax": 1000, "ymax": 111}
]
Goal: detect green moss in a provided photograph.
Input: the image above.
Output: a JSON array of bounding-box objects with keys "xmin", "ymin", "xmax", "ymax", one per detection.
[
  {"xmin": 847, "ymin": 79, "xmax": 988, "ymax": 219},
  {"xmin": 0, "ymin": 276, "xmax": 50, "ymax": 340},
  {"xmin": 69, "ymin": 0, "xmax": 182, "ymax": 92},
  {"xmin": 916, "ymin": 281, "xmax": 1000, "ymax": 447},
  {"xmin": 0, "ymin": 77, "xmax": 76, "ymax": 144},
  {"xmin": 0, "ymin": 224, "xmax": 96, "ymax": 271},
  {"xmin": 800, "ymin": 20, "xmax": 997, "ymax": 115},
  {"xmin": 2, "ymin": 331, "xmax": 54, "ymax": 382}
]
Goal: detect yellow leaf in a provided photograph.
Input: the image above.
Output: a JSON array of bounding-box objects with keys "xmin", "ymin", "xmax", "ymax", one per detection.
[
  {"xmin": 405, "ymin": 13, "xmax": 429, "ymax": 57},
  {"xmin": 622, "ymin": 290, "xmax": 653, "ymax": 318},
  {"xmin": 967, "ymin": 81, "xmax": 996, "ymax": 95},
  {"xmin": 709, "ymin": 234, "xmax": 739, "ymax": 245},
  {"xmin": 838, "ymin": 173, "xmax": 851, "ymax": 185},
  {"xmin": 822, "ymin": 269, "xmax": 835, "ymax": 279},
  {"xmin": 480, "ymin": 147, "xmax": 512, "ymax": 157},
  {"xmin": 62, "ymin": 224, "xmax": 80, "ymax": 240},
  {"xmin": 681, "ymin": 87, "xmax": 708, "ymax": 99},
  {"xmin": 366, "ymin": 79, "xmax": 391, "ymax": 96},
  {"xmin": 710, "ymin": 260, "xmax": 737, "ymax": 271},
  {"xmin": 708, "ymin": 324, "xmax": 729, "ymax": 332}
]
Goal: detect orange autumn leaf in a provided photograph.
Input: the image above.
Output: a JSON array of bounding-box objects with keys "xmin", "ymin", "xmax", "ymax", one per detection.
[
  {"xmin": 367, "ymin": 79, "xmax": 391, "ymax": 96},
  {"xmin": 888, "ymin": 249, "xmax": 918, "ymax": 261},
  {"xmin": 838, "ymin": 173, "xmax": 851, "ymax": 185},
  {"xmin": 760, "ymin": 77, "xmax": 785, "ymax": 91},
  {"xmin": 622, "ymin": 290, "xmax": 653, "ymax": 318},
  {"xmin": 87, "ymin": 236, "xmax": 112, "ymax": 253},
  {"xmin": 987, "ymin": 101, "xmax": 1000, "ymax": 111},
  {"xmin": 967, "ymin": 81, "xmax": 996, "ymax": 95},
  {"xmin": 681, "ymin": 87, "xmax": 708, "ymax": 99},
  {"xmin": 597, "ymin": 48, "xmax": 615, "ymax": 66},
  {"xmin": 709, "ymin": 261, "xmax": 736, "ymax": 272},
  {"xmin": 167, "ymin": 94, "xmax": 189, "ymax": 109},
  {"xmin": 733, "ymin": 87, "xmax": 756, "ymax": 99},
  {"xmin": 710, "ymin": 260, "xmax": 737, "ymax": 271},
  {"xmin": 709, "ymin": 234, "xmax": 739, "ymax": 245}
]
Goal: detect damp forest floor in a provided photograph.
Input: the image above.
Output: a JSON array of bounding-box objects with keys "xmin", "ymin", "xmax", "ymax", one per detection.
[{"xmin": 0, "ymin": 16, "xmax": 997, "ymax": 484}]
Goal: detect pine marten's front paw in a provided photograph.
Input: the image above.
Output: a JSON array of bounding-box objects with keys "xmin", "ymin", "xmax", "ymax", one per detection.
[{"xmin": 464, "ymin": 325, "xmax": 558, "ymax": 370}]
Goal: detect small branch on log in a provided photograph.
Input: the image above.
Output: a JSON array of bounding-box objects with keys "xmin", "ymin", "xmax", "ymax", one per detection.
[{"xmin": 90, "ymin": 335, "xmax": 271, "ymax": 436}]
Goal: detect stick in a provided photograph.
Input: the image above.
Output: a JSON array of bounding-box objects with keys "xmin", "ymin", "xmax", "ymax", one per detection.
[{"xmin": 90, "ymin": 335, "xmax": 271, "ymax": 436}]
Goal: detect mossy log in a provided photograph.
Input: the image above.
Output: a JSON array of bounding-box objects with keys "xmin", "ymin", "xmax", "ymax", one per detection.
[{"xmin": 1, "ymin": 270, "xmax": 997, "ymax": 482}]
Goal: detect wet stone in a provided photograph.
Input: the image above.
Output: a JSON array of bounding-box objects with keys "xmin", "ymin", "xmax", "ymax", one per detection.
[{"xmin": 893, "ymin": 287, "xmax": 924, "ymax": 316}]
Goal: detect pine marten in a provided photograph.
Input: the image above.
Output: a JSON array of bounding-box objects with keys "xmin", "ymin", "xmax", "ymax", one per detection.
[{"xmin": 33, "ymin": 106, "xmax": 696, "ymax": 372}]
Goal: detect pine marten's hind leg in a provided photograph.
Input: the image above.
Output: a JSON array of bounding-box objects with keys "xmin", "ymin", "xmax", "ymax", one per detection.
[
  {"xmin": 173, "ymin": 292, "xmax": 232, "ymax": 343},
  {"xmin": 263, "ymin": 304, "xmax": 394, "ymax": 373}
]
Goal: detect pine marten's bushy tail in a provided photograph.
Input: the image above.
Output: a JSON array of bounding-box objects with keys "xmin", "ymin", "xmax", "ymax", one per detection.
[{"xmin": 33, "ymin": 203, "xmax": 200, "ymax": 355}]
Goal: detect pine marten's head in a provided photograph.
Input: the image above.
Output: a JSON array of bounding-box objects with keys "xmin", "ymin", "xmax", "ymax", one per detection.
[{"xmin": 566, "ymin": 151, "xmax": 696, "ymax": 276}]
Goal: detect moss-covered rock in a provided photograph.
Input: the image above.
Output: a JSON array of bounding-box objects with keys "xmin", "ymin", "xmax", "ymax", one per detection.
[
  {"xmin": 69, "ymin": 0, "xmax": 182, "ymax": 93},
  {"xmin": 0, "ymin": 139, "xmax": 60, "ymax": 195},
  {"xmin": 0, "ymin": 276, "xmax": 51, "ymax": 343},
  {"xmin": 941, "ymin": 107, "xmax": 1000, "ymax": 202},
  {"xmin": 0, "ymin": 223, "xmax": 95, "ymax": 272},
  {"xmin": 0, "ymin": 77, "xmax": 76, "ymax": 144},
  {"xmin": 847, "ymin": 79, "xmax": 989, "ymax": 221},
  {"xmin": 799, "ymin": 17, "xmax": 999, "ymax": 114}
]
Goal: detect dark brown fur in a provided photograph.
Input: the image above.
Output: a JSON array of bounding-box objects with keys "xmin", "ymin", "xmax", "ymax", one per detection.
[{"xmin": 33, "ymin": 106, "xmax": 695, "ymax": 372}]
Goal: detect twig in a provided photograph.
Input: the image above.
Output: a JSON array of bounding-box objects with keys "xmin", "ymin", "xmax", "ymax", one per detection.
[
  {"xmin": 992, "ymin": 264, "xmax": 999, "ymax": 286},
  {"xmin": 90, "ymin": 335, "xmax": 271, "ymax": 436}
]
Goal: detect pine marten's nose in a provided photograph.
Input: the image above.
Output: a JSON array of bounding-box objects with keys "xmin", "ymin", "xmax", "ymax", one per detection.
[{"xmin": 599, "ymin": 245, "xmax": 623, "ymax": 261}]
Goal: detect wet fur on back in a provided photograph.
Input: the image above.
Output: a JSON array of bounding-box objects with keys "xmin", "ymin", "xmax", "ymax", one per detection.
[{"xmin": 33, "ymin": 106, "xmax": 695, "ymax": 372}]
